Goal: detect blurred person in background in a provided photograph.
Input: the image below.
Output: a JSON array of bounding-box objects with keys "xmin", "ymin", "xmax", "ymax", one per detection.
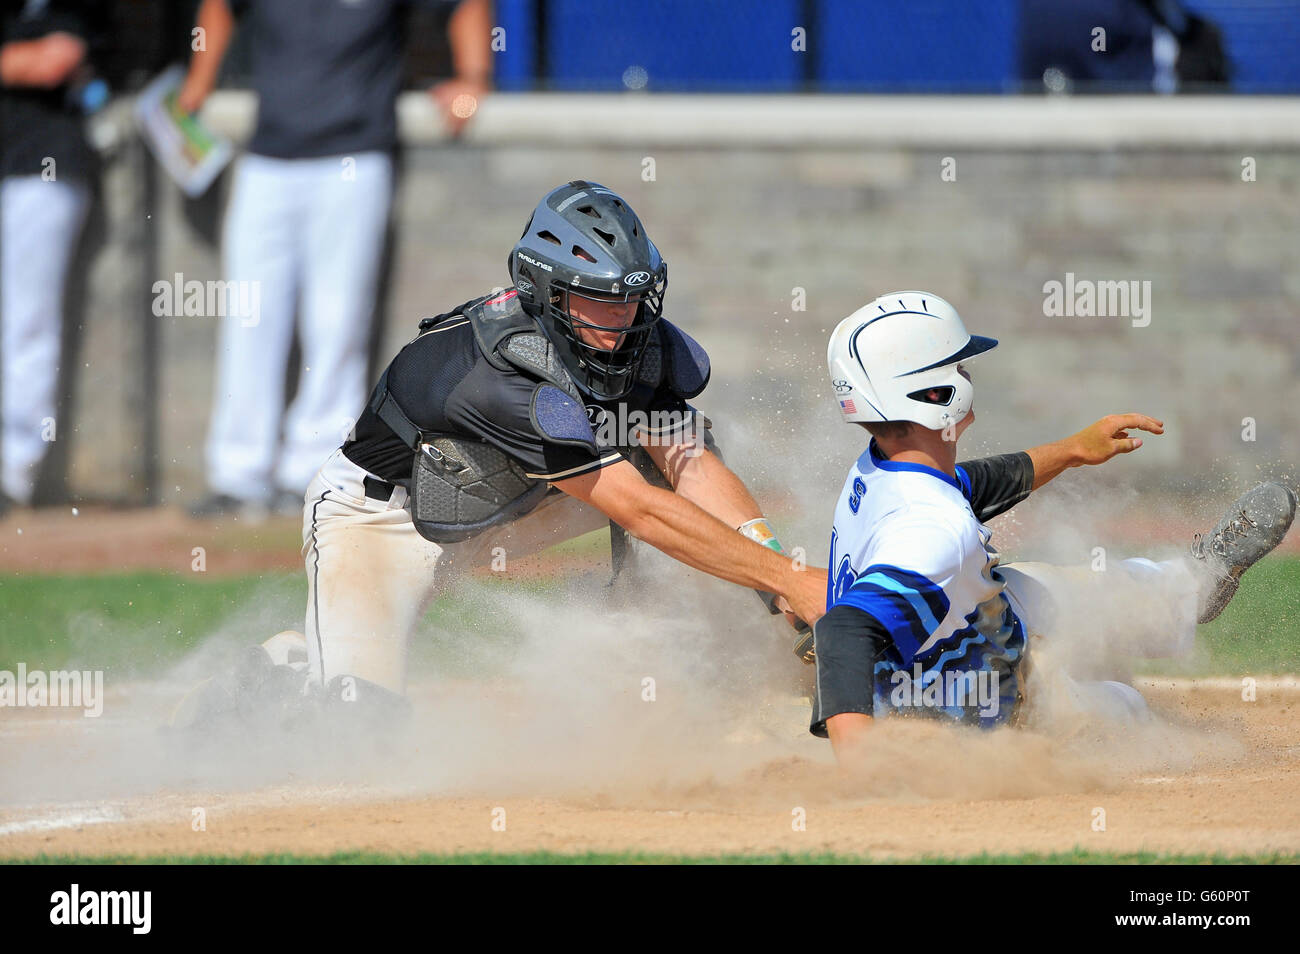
[
  {"xmin": 1020, "ymin": 0, "xmax": 1229, "ymax": 94},
  {"xmin": 180, "ymin": 0, "xmax": 493, "ymax": 520},
  {"xmin": 0, "ymin": 0, "xmax": 103, "ymax": 517}
]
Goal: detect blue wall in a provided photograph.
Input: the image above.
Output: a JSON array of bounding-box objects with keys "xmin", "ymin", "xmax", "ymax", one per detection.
[
  {"xmin": 545, "ymin": 0, "xmax": 804, "ymax": 91},
  {"xmin": 816, "ymin": 1, "xmax": 1018, "ymax": 92},
  {"xmin": 491, "ymin": 0, "xmax": 1300, "ymax": 93},
  {"xmin": 1186, "ymin": 0, "xmax": 1300, "ymax": 92}
]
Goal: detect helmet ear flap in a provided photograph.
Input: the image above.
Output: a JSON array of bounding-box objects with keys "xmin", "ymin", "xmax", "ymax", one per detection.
[{"xmin": 906, "ymin": 367, "xmax": 973, "ymax": 430}]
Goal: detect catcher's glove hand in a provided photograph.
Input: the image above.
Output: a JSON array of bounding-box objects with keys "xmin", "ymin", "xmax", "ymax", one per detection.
[
  {"xmin": 755, "ymin": 590, "xmax": 815, "ymax": 663},
  {"xmin": 792, "ymin": 620, "xmax": 815, "ymax": 665}
]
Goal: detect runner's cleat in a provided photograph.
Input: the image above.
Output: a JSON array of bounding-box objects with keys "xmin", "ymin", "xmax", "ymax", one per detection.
[{"xmin": 1191, "ymin": 481, "xmax": 1296, "ymax": 623}]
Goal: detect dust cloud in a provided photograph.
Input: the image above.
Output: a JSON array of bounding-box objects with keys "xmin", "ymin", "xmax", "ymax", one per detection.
[{"xmin": 0, "ymin": 393, "xmax": 1259, "ymax": 820}]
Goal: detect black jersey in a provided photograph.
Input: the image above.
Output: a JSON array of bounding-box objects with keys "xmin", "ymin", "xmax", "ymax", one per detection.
[
  {"xmin": 343, "ymin": 295, "xmax": 704, "ymax": 484},
  {"xmin": 0, "ymin": 0, "xmax": 104, "ymax": 182},
  {"xmin": 228, "ymin": 0, "xmax": 456, "ymax": 160}
]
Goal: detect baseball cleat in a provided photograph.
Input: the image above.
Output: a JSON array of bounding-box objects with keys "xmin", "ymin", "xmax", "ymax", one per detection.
[{"xmin": 1190, "ymin": 481, "xmax": 1296, "ymax": 623}]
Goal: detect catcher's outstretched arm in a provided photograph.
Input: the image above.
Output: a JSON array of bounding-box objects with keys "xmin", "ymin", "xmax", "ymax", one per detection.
[
  {"xmin": 642, "ymin": 439, "xmax": 761, "ymax": 529},
  {"xmin": 553, "ymin": 458, "xmax": 827, "ymax": 626},
  {"xmin": 641, "ymin": 433, "xmax": 827, "ymax": 653}
]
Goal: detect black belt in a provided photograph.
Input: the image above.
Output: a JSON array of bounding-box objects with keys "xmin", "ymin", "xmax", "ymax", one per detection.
[{"xmin": 363, "ymin": 475, "xmax": 396, "ymax": 501}]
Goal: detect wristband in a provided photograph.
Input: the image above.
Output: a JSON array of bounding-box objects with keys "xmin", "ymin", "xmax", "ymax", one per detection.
[
  {"xmin": 740, "ymin": 517, "xmax": 787, "ymax": 616},
  {"xmin": 738, "ymin": 517, "xmax": 784, "ymax": 553}
]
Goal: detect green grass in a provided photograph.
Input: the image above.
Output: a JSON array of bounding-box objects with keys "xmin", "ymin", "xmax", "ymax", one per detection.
[
  {"xmin": 7, "ymin": 848, "xmax": 1299, "ymax": 865},
  {"xmin": 0, "ymin": 569, "xmax": 564, "ymax": 677},
  {"xmin": 1, "ymin": 555, "xmax": 1297, "ymax": 677},
  {"xmin": 0, "ymin": 572, "xmax": 302, "ymax": 675},
  {"xmin": 1141, "ymin": 554, "xmax": 1300, "ymax": 676}
]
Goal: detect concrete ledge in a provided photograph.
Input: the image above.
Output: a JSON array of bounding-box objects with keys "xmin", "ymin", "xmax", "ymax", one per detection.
[{"xmin": 198, "ymin": 92, "xmax": 1300, "ymax": 149}]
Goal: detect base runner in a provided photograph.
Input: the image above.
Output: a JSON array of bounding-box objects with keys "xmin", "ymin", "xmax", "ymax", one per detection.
[{"xmin": 811, "ymin": 291, "xmax": 1295, "ymax": 760}]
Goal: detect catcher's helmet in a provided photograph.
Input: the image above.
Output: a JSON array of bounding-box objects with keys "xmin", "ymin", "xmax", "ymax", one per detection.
[
  {"xmin": 508, "ymin": 181, "xmax": 667, "ymax": 401},
  {"xmin": 827, "ymin": 291, "xmax": 998, "ymax": 431}
]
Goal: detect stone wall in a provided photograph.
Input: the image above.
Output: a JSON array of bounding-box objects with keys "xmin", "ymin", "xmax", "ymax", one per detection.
[{"xmin": 68, "ymin": 108, "xmax": 1300, "ymax": 515}]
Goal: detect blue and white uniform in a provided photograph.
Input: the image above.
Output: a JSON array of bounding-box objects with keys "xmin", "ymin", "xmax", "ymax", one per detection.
[
  {"xmin": 813, "ymin": 441, "xmax": 1035, "ymax": 733},
  {"xmin": 810, "ymin": 439, "xmax": 1202, "ymax": 736}
]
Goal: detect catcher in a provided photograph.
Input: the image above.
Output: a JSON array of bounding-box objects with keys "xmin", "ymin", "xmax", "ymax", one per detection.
[
  {"xmin": 812, "ymin": 290, "xmax": 1296, "ymax": 760},
  {"xmin": 176, "ymin": 180, "xmax": 827, "ymax": 732}
]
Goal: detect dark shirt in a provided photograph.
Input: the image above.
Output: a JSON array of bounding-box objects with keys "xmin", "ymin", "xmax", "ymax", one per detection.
[
  {"xmin": 955, "ymin": 451, "xmax": 1035, "ymax": 523},
  {"xmin": 0, "ymin": 0, "xmax": 101, "ymax": 181},
  {"xmin": 230, "ymin": 0, "xmax": 456, "ymax": 159},
  {"xmin": 344, "ymin": 296, "xmax": 696, "ymax": 484}
]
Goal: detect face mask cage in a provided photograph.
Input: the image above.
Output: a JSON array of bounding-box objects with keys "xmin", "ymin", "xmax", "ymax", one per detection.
[{"xmin": 546, "ymin": 278, "xmax": 666, "ymax": 399}]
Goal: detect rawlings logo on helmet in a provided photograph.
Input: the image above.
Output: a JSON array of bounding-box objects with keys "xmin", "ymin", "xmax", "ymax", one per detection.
[
  {"xmin": 624, "ymin": 271, "xmax": 651, "ymax": 287},
  {"xmin": 518, "ymin": 252, "xmax": 553, "ymax": 273}
]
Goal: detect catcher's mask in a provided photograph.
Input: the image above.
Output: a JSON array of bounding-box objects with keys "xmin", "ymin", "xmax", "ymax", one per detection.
[{"xmin": 508, "ymin": 180, "xmax": 667, "ymax": 401}]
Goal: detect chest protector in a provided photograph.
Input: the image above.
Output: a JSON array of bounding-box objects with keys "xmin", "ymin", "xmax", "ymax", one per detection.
[{"xmin": 368, "ymin": 290, "xmax": 709, "ymax": 544}]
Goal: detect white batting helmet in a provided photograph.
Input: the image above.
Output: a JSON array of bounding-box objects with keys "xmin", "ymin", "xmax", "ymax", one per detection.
[{"xmin": 827, "ymin": 291, "xmax": 998, "ymax": 431}]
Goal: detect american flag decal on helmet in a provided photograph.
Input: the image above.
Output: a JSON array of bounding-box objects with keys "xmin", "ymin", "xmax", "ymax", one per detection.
[{"xmin": 839, "ymin": 398, "xmax": 857, "ymax": 414}]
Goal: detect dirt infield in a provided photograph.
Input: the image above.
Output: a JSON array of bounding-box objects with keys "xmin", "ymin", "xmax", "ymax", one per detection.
[
  {"xmin": 3, "ymin": 502, "xmax": 1297, "ymax": 861},
  {"xmin": 0, "ymin": 505, "xmax": 606, "ymax": 579},
  {"xmin": 0, "ymin": 506, "xmax": 304, "ymax": 575},
  {"xmin": 2, "ymin": 679, "xmax": 1297, "ymax": 860}
]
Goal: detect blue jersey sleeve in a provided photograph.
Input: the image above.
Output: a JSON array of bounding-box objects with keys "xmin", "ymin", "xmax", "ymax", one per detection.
[{"xmin": 837, "ymin": 565, "xmax": 951, "ymax": 664}]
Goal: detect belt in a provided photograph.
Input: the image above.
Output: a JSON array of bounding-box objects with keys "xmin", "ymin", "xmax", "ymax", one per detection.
[{"xmin": 363, "ymin": 475, "xmax": 396, "ymax": 501}]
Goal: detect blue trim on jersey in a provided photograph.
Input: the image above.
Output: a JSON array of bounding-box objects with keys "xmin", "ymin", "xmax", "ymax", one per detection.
[
  {"xmin": 871, "ymin": 633, "xmax": 1022, "ymax": 729},
  {"xmin": 920, "ymin": 603, "xmax": 1026, "ymax": 671},
  {"xmin": 955, "ymin": 465, "xmax": 973, "ymax": 503},
  {"xmin": 858, "ymin": 571, "xmax": 943, "ymax": 633},
  {"xmin": 827, "ymin": 529, "xmax": 847, "ymax": 612},
  {"xmin": 868, "ymin": 601, "xmax": 1027, "ymax": 728},
  {"xmin": 836, "ymin": 564, "xmax": 950, "ymax": 664},
  {"xmin": 868, "ymin": 440, "xmax": 962, "ymax": 491}
]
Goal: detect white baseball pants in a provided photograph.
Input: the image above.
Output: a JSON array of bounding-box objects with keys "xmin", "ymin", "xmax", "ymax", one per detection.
[
  {"xmin": 205, "ymin": 152, "xmax": 393, "ymax": 500},
  {"xmin": 298, "ymin": 448, "xmax": 610, "ymax": 692},
  {"xmin": 1000, "ymin": 555, "xmax": 1199, "ymax": 720},
  {"xmin": 1001, "ymin": 556, "xmax": 1198, "ymax": 659},
  {"xmin": 1, "ymin": 176, "xmax": 90, "ymax": 504}
]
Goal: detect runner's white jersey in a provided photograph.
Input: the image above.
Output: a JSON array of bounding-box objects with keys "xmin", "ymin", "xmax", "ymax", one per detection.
[{"xmin": 826, "ymin": 440, "xmax": 1024, "ymax": 671}]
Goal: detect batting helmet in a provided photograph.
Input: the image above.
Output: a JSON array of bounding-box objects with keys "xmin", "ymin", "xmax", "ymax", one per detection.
[
  {"xmin": 827, "ymin": 291, "xmax": 998, "ymax": 431},
  {"xmin": 508, "ymin": 181, "xmax": 667, "ymax": 401}
]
